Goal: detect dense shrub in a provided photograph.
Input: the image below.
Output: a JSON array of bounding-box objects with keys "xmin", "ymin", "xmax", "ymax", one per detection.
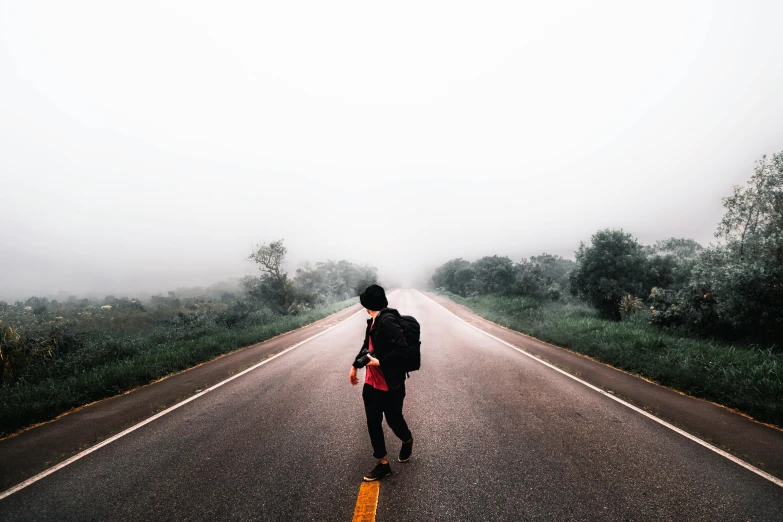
[
  {"xmin": 642, "ymin": 238, "xmax": 703, "ymax": 292},
  {"xmin": 1, "ymin": 319, "xmax": 84, "ymax": 386},
  {"xmin": 647, "ymin": 288, "xmax": 685, "ymax": 328},
  {"xmin": 689, "ymin": 246, "xmax": 782, "ymax": 343},
  {"xmin": 472, "ymin": 256, "xmax": 517, "ymax": 295},
  {"xmin": 514, "ymin": 259, "xmax": 549, "ymax": 299},
  {"xmin": 515, "ymin": 254, "xmax": 574, "ymax": 300},
  {"xmin": 293, "ymin": 259, "xmax": 378, "ymax": 302},
  {"xmin": 453, "ymin": 266, "xmax": 477, "ymax": 296},
  {"xmin": 568, "ymin": 229, "xmax": 648, "ymax": 320},
  {"xmin": 667, "ymin": 152, "xmax": 783, "ymax": 344},
  {"xmin": 430, "ymin": 258, "xmax": 474, "ymax": 296},
  {"xmin": 430, "ymin": 253, "xmax": 574, "ymax": 300}
]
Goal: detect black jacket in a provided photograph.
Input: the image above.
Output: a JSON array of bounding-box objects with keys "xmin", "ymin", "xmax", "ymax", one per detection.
[{"xmin": 352, "ymin": 307, "xmax": 409, "ymax": 390}]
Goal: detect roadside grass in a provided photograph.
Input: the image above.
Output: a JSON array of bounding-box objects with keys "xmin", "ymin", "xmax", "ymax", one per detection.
[
  {"xmin": 433, "ymin": 290, "xmax": 783, "ymax": 428},
  {"xmin": 0, "ymin": 297, "xmax": 358, "ymax": 437}
]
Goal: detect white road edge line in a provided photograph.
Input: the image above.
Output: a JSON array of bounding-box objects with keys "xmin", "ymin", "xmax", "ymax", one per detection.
[
  {"xmin": 418, "ymin": 289, "xmax": 783, "ymax": 489},
  {"xmin": 0, "ymin": 294, "xmax": 382, "ymax": 501}
]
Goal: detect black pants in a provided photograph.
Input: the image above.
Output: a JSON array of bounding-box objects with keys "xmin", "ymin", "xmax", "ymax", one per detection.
[{"xmin": 362, "ymin": 382, "xmax": 413, "ymax": 459}]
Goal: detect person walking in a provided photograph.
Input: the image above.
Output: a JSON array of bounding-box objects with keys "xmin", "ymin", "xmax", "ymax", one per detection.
[{"xmin": 349, "ymin": 284, "xmax": 414, "ymax": 481}]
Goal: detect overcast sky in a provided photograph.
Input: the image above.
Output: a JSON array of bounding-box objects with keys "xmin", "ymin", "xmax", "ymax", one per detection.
[{"xmin": 1, "ymin": 0, "xmax": 782, "ymax": 300}]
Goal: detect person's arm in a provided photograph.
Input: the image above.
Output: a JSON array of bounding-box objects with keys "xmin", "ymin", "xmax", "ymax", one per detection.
[
  {"xmin": 350, "ymin": 331, "xmax": 369, "ymax": 385},
  {"xmin": 352, "ymin": 333, "xmax": 369, "ymax": 369}
]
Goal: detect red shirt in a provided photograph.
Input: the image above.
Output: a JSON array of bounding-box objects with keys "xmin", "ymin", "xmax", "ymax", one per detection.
[{"xmin": 364, "ymin": 318, "xmax": 389, "ymax": 390}]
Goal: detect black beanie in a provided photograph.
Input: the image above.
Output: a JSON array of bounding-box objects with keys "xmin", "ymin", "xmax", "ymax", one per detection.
[{"xmin": 360, "ymin": 284, "xmax": 388, "ymax": 311}]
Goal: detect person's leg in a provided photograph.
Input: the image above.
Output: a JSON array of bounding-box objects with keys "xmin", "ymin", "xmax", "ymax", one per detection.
[
  {"xmin": 383, "ymin": 383, "xmax": 412, "ymax": 442},
  {"xmin": 362, "ymin": 383, "xmax": 387, "ymax": 459}
]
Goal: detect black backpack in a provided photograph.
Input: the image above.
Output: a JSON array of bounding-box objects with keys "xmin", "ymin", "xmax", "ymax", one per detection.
[{"xmin": 397, "ymin": 314, "xmax": 421, "ymax": 374}]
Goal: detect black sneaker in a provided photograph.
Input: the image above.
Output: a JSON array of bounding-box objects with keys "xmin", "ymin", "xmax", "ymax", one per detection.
[
  {"xmin": 363, "ymin": 461, "xmax": 392, "ymax": 481},
  {"xmin": 399, "ymin": 436, "xmax": 413, "ymax": 463}
]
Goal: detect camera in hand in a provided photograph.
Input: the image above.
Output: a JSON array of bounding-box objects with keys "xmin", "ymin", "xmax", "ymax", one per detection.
[{"xmin": 355, "ymin": 348, "xmax": 373, "ymax": 369}]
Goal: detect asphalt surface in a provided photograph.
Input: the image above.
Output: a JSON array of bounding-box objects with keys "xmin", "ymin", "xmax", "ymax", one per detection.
[{"xmin": 1, "ymin": 288, "xmax": 782, "ymax": 521}]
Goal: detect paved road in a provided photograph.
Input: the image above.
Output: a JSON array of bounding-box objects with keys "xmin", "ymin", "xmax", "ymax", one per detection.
[{"xmin": 1, "ymin": 288, "xmax": 781, "ymax": 521}]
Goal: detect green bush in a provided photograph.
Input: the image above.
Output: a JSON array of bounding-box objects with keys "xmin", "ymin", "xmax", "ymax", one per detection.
[
  {"xmin": 430, "ymin": 253, "xmax": 574, "ymax": 300},
  {"xmin": 472, "ymin": 255, "xmax": 517, "ymax": 295},
  {"xmin": 569, "ymin": 229, "xmax": 648, "ymax": 320},
  {"xmin": 515, "ymin": 254, "xmax": 574, "ymax": 300},
  {"xmin": 647, "ymin": 288, "xmax": 684, "ymax": 327},
  {"xmin": 642, "ymin": 238, "xmax": 703, "ymax": 291},
  {"xmin": 430, "ymin": 258, "xmax": 474, "ymax": 296}
]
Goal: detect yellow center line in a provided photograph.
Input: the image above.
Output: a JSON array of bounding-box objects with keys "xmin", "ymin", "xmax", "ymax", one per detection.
[{"xmin": 352, "ymin": 481, "xmax": 380, "ymax": 522}]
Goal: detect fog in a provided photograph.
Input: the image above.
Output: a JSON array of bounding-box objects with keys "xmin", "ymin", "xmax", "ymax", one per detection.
[{"xmin": 2, "ymin": 1, "xmax": 782, "ymax": 301}]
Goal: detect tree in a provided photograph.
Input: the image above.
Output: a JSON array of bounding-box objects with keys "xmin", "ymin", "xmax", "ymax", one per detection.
[
  {"xmin": 247, "ymin": 239, "xmax": 294, "ymax": 311},
  {"xmin": 248, "ymin": 239, "xmax": 288, "ymax": 285},
  {"xmin": 514, "ymin": 258, "xmax": 548, "ymax": 299},
  {"xmin": 293, "ymin": 260, "xmax": 378, "ymax": 301},
  {"xmin": 688, "ymin": 152, "xmax": 783, "ymax": 342},
  {"xmin": 641, "ymin": 238, "xmax": 704, "ymax": 292},
  {"xmin": 24, "ymin": 297, "xmax": 49, "ymax": 318},
  {"xmin": 515, "ymin": 254, "xmax": 575, "ymax": 300},
  {"xmin": 645, "ymin": 237, "xmax": 704, "ymax": 260},
  {"xmin": 472, "ymin": 256, "xmax": 516, "ymax": 295},
  {"xmin": 453, "ymin": 266, "xmax": 477, "ymax": 296},
  {"xmin": 717, "ymin": 153, "xmax": 783, "ymax": 261},
  {"xmin": 429, "ymin": 258, "xmax": 473, "ymax": 295},
  {"xmin": 569, "ymin": 229, "xmax": 648, "ymax": 319}
]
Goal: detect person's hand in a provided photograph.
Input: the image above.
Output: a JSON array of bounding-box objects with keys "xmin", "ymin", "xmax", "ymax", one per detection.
[
  {"xmin": 367, "ymin": 354, "xmax": 380, "ymax": 367},
  {"xmin": 349, "ymin": 366, "xmax": 359, "ymax": 386}
]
